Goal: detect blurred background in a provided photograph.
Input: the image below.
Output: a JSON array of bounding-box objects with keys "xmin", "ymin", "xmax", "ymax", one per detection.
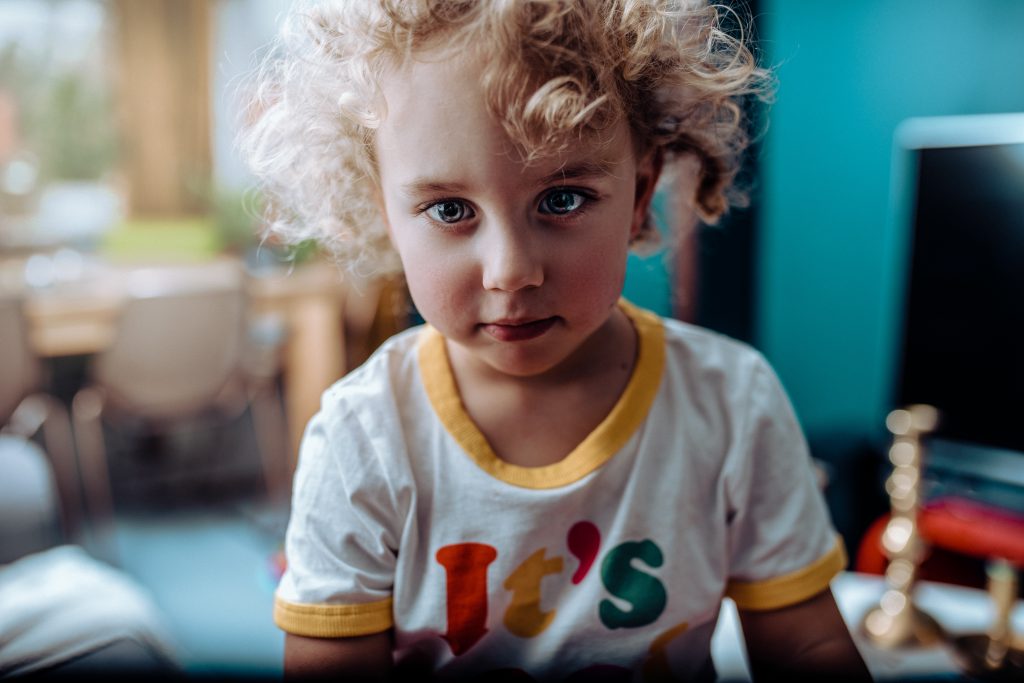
[{"xmin": 0, "ymin": 0, "xmax": 1021, "ymax": 680}]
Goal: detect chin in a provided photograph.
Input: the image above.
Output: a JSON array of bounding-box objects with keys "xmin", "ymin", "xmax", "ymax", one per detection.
[{"xmin": 482, "ymin": 345, "xmax": 573, "ymax": 379}]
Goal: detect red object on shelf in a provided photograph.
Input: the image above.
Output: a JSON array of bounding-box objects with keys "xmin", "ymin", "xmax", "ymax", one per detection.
[
  {"xmin": 856, "ymin": 496, "xmax": 1024, "ymax": 588},
  {"xmin": 918, "ymin": 497, "xmax": 1024, "ymax": 567}
]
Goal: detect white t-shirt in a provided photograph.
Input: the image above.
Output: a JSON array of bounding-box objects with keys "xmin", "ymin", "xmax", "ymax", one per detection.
[{"xmin": 274, "ymin": 301, "xmax": 845, "ymax": 681}]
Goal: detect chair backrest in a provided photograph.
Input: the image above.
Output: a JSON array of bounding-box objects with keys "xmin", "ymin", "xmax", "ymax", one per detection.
[
  {"xmin": 91, "ymin": 261, "xmax": 247, "ymax": 419},
  {"xmin": 0, "ymin": 297, "xmax": 41, "ymax": 426},
  {"xmin": 0, "ymin": 434, "xmax": 62, "ymax": 563}
]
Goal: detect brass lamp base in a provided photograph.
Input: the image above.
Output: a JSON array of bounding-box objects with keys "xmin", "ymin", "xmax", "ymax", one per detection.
[
  {"xmin": 861, "ymin": 604, "xmax": 946, "ymax": 649},
  {"xmin": 951, "ymin": 634, "xmax": 1024, "ymax": 682}
]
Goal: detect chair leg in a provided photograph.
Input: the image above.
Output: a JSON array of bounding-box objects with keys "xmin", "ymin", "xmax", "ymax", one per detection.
[
  {"xmin": 249, "ymin": 383, "xmax": 291, "ymax": 505},
  {"xmin": 38, "ymin": 395, "xmax": 84, "ymax": 542},
  {"xmin": 71, "ymin": 388, "xmax": 118, "ymax": 561}
]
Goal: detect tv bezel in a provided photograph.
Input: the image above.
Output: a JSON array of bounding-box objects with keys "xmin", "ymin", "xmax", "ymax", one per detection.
[{"xmin": 887, "ymin": 112, "xmax": 1024, "ymax": 491}]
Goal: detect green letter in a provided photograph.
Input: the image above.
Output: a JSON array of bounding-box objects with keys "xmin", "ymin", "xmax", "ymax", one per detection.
[{"xmin": 598, "ymin": 540, "xmax": 666, "ymax": 629}]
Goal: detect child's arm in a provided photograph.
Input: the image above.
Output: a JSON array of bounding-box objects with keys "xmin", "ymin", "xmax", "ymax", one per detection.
[
  {"xmin": 738, "ymin": 587, "xmax": 872, "ymax": 682},
  {"xmin": 284, "ymin": 631, "xmax": 393, "ymax": 681}
]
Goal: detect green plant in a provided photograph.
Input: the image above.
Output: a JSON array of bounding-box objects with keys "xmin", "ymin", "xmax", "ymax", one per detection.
[
  {"xmin": 211, "ymin": 187, "xmax": 262, "ymax": 252},
  {"xmin": 1, "ymin": 36, "xmax": 118, "ymax": 183},
  {"xmin": 208, "ymin": 185, "xmax": 325, "ymax": 263},
  {"xmin": 29, "ymin": 69, "xmax": 118, "ymax": 181}
]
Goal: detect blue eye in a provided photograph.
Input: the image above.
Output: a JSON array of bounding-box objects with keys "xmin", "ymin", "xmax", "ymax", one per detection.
[
  {"xmin": 426, "ymin": 200, "xmax": 473, "ymax": 224},
  {"xmin": 539, "ymin": 189, "xmax": 586, "ymax": 215}
]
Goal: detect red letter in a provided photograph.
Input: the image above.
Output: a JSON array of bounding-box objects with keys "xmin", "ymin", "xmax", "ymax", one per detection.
[
  {"xmin": 436, "ymin": 543, "xmax": 497, "ymax": 655},
  {"xmin": 567, "ymin": 521, "xmax": 601, "ymax": 584}
]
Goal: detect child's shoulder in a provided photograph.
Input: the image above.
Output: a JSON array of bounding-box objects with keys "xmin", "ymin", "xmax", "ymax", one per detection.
[
  {"xmin": 658, "ymin": 314, "xmax": 770, "ymax": 378},
  {"xmin": 319, "ymin": 323, "xmax": 427, "ymax": 411},
  {"xmin": 649, "ymin": 312, "xmax": 788, "ymax": 415},
  {"xmin": 293, "ymin": 326, "xmax": 428, "ymax": 516}
]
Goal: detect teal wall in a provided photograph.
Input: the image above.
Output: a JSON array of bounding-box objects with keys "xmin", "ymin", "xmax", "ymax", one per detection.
[
  {"xmin": 623, "ymin": 192, "xmax": 674, "ymax": 318},
  {"xmin": 757, "ymin": 1, "xmax": 1024, "ymax": 438},
  {"xmin": 624, "ymin": 249, "xmax": 673, "ymax": 317}
]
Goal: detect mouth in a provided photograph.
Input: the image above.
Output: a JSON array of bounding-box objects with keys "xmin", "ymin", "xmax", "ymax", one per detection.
[{"xmin": 480, "ymin": 316, "xmax": 558, "ymax": 342}]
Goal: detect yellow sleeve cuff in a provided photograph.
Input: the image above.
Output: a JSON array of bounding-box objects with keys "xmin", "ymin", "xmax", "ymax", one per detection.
[
  {"xmin": 273, "ymin": 594, "xmax": 394, "ymax": 637},
  {"xmin": 725, "ymin": 536, "xmax": 847, "ymax": 611}
]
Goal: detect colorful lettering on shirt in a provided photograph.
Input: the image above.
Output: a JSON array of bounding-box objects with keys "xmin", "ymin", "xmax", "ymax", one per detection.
[
  {"xmin": 598, "ymin": 540, "xmax": 667, "ymax": 629},
  {"xmin": 567, "ymin": 521, "xmax": 601, "ymax": 584},
  {"xmin": 436, "ymin": 543, "xmax": 498, "ymax": 655},
  {"xmin": 641, "ymin": 620, "xmax": 689, "ymax": 681},
  {"xmin": 503, "ymin": 549, "xmax": 564, "ymax": 638}
]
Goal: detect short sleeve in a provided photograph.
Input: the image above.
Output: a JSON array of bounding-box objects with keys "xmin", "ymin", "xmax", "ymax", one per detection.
[
  {"xmin": 722, "ymin": 355, "xmax": 846, "ymax": 611},
  {"xmin": 273, "ymin": 396, "xmax": 401, "ymax": 637}
]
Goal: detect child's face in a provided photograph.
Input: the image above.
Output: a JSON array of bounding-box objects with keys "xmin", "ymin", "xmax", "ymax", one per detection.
[{"xmin": 375, "ymin": 48, "xmax": 659, "ymax": 380}]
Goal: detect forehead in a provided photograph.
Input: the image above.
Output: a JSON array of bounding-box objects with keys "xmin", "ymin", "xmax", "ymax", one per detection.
[
  {"xmin": 376, "ymin": 48, "xmax": 488, "ymax": 148},
  {"xmin": 373, "ymin": 47, "xmax": 634, "ymax": 183}
]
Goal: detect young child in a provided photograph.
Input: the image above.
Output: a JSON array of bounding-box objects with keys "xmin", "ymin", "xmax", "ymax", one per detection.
[{"xmin": 241, "ymin": 1, "xmax": 871, "ymax": 680}]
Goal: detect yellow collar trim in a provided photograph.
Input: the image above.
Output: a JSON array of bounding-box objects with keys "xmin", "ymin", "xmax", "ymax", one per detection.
[{"xmin": 418, "ymin": 300, "xmax": 665, "ymax": 489}]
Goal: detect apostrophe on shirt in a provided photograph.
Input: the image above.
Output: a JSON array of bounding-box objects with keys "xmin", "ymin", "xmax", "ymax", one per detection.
[{"xmin": 567, "ymin": 521, "xmax": 601, "ymax": 584}]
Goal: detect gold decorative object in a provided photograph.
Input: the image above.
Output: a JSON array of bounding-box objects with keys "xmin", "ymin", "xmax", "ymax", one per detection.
[
  {"xmin": 951, "ymin": 560, "xmax": 1024, "ymax": 681},
  {"xmin": 861, "ymin": 404, "xmax": 945, "ymax": 648}
]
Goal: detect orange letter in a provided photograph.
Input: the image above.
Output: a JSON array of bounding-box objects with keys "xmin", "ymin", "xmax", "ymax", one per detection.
[
  {"xmin": 642, "ymin": 621, "xmax": 689, "ymax": 681},
  {"xmin": 503, "ymin": 549, "xmax": 564, "ymax": 638},
  {"xmin": 436, "ymin": 543, "xmax": 498, "ymax": 655}
]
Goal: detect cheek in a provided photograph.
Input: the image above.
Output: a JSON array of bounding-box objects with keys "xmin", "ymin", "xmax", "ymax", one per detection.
[
  {"xmin": 558, "ymin": 235, "xmax": 630, "ymax": 307},
  {"xmin": 395, "ymin": 241, "xmax": 473, "ymax": 322},
  {"xmin": 399, "ymin": 253, "xmax": 443, "ymax": 308}
]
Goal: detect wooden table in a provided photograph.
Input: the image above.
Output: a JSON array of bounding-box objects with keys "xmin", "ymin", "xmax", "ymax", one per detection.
[
  {"xmin": 6, "ymin": 256, "xmax": 348, "ymax": 467},
  {"xmin": 247, "ymin": 261, "xmax": 347, "ymax": 462}
]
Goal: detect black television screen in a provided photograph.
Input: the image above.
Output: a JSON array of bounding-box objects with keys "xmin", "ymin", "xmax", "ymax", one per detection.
[{"xmin": 894, "ymin": 114, "xmax": 1024, "ymax": 456}]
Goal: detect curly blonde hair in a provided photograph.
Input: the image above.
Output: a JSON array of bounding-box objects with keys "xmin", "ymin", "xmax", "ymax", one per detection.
[{"xmin": 238, "ymin": 0, "xmax": 771, "ymax": 276}]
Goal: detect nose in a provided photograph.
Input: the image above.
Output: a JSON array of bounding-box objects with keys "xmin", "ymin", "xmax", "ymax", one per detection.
[{"xmin": 479, "ymin": 222, "xmax": 544, "ymax": 292}]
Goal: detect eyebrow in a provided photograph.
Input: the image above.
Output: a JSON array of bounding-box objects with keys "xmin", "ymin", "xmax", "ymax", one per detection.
[
  {"xmin": 537, "ymin": 160, "xmax": 616, "ymax": 187},
  {"xmin": 397, "ymin": 161, "xmax": 610, "ymax": 198},
  {"xmin": 400, "ymin": 179, "xmax": 469, "ymax": 199},
  {"xmin": 399, "ymin": 160, "xmax": 616, "ymax": 199}
]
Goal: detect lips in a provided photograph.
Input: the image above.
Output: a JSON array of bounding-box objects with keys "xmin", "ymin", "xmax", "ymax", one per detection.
[{"xmin": 480, "ymin": 316, "xmax": 557, "ymax": 342}]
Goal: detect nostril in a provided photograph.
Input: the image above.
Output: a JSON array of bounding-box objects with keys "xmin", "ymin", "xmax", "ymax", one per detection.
[
  {"xmin": 479, "ymin": 226, "xmax": 544, "ymax": 292},
  {"xmin": 482, "ymin": 257, "xmax": 543, "ymax": 292}
]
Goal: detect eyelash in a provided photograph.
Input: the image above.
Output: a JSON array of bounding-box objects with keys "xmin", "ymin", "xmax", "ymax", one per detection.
[
  {"xmin": 419, "ymin": 188, "xmax": 595, "ymax": 228},
  {"xmin": 424, "ymin": 200, "xmax": 474, "ymax": 225},
  {"xmin": 539, "ymin": 189, "xmax": 590, "ymax": 216}
]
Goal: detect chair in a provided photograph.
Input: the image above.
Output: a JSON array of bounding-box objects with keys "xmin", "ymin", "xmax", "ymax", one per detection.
[
  {"xmin": 0, "ymin": 435, "xmax": 63, "ymax": 564},
  {"xmin": 0, "ymin": 296, "xmax": 39, "ymax": 423},
  {"xmin": 71, "ymin": 260, "xmax": 290, "ymax": 535},
  {"xmin": 0, "ymin": 436, "xmax": 179, "ymax": 676},
  {"xmin": 341, "ymin": 273, "xmax": 398, "ymax": 369},
  {"xmin": 0, "ymin": 296, "xmax": 81, "ymax": 540}
]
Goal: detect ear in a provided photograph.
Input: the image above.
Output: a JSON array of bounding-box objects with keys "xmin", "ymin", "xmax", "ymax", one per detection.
[{"xmin": 631, "ymin": 148, "xmax": 664, "ymax": 241}]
